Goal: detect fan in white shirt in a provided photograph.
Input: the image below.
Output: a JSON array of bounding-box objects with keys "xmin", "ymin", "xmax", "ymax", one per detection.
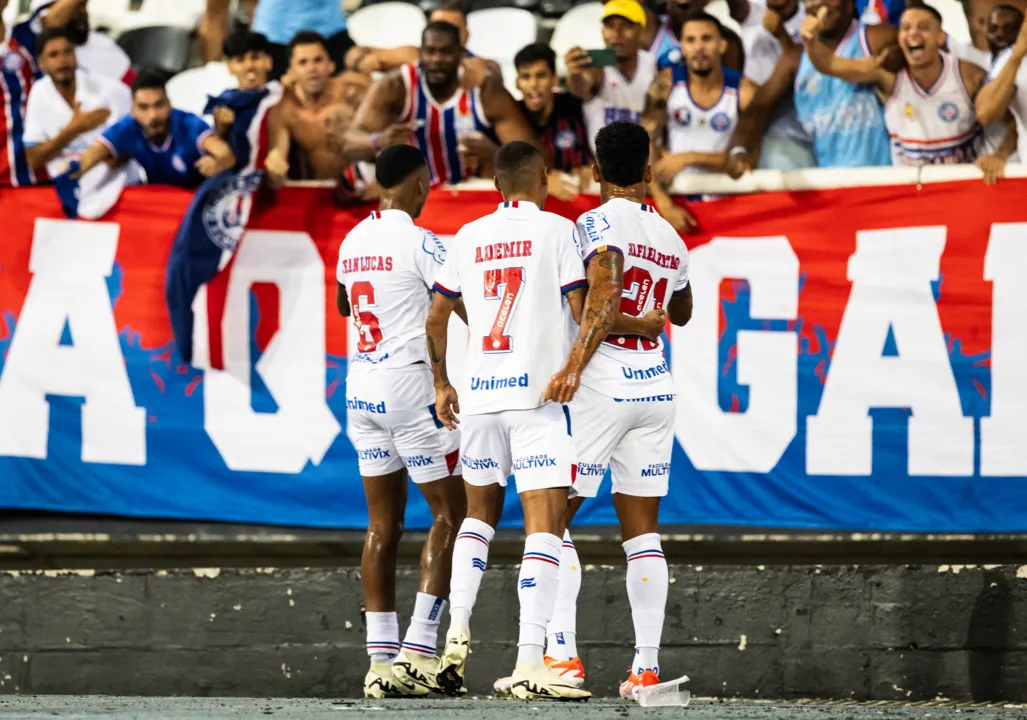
[
  {"xmin": 27, "ymin": 0, "xmax": 134, "ymax": 85},
  {"xmin": 23, "ymin": 26, "xmax": 130, "ymax": 178},
  {"xmin": 976, "ymin": 10, "xmax": 1027, "ymax": 170}
]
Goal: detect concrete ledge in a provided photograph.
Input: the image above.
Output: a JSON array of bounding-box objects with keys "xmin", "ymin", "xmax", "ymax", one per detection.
[{"xmin": 3, "ymin": 564, "xmax": 1027, "ymax": 701}]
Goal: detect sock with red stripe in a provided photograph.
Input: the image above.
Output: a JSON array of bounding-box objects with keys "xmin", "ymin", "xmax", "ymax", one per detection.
[
  {"xmin": 545, "ymin": 529, "xmax": 581, "ymax": 661},
  {"xmin": 623, "ymin": 532, "xmax": 667, "ymax": 676},
  {"xmin": 449, "ymin": 518, "xmax": 495, "ymax": 633},
  {"xmin": 517, "ymin": 532, "xmax": 563, "ymax": 666},
  {"xmin": 402, "ymin": 592, "xmax": 447, "ymax": 657},
  {"xmin": 365, "ymin": 611, "xmax": 400, "ymax": 663}
]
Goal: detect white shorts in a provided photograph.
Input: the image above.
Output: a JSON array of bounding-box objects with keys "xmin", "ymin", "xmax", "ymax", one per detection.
[
  {"xmin": 460, "ymin": 403, "xmax": 574, "ymax": 494},
  {"xmin": 346, "ymin": 364, "xmax": 461, "ymax": 483},
  {"xmin": 569, "ymin": 384, "xmax": 675, "ymax": 498}
]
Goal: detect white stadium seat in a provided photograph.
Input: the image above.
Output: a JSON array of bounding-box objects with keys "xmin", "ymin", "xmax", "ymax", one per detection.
[
  {"xmin": 114, "ymin": 0, "xmax": 205, "ymax": 35},
  {"xmin": 466, "ymin": 8, "xmax": 538, "ymax": 66},
  {"xmin": 166, "ymin": 62, "xmax": 236, "ymax": 120},
  {"xmin": 348, "ymin": 2, "xmax": 427, "ymax": 48},
  {"xmin": 934, "ymin": 0, "xmax": 973, "ymax": 47},
  {"xmin": 550, "ymin": 2, "xmax": 604, "ymax": 76},
  {"xmin": 85, "ymin": 0, "xmax": 134, "ymax": 34},
  {"xmin": 703, "ymin": 0, "xmax": 744, "ymax": 42}
]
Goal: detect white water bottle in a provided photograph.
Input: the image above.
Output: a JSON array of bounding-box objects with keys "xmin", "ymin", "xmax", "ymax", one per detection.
[{"xmin": 636, "ymin": 674, "xmax": 691, "ymax": 707}]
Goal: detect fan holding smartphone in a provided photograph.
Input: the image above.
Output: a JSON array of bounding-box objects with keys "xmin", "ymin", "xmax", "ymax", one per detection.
[{"xmin": 563, "ymin": 0, "xmax": 658, "ymax": 157}]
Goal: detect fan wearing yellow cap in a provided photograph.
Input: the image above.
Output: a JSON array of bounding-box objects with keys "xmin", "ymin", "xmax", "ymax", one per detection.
[{"xmin": 565, "ymin": 0, "xmax": 658, "ymax": 158}]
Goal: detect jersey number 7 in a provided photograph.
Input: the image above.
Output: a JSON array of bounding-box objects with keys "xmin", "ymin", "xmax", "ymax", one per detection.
[{"xmin": 482, "ymin": 268, "xmax": 524, "ymax": 353}]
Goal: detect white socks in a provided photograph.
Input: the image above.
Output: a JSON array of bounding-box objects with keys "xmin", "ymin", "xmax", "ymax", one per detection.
[
  {"xmin": 516, "ymin": 532, "xmax": 563, "ymax": 666},
  {"xmin": 545, "ymin": 529, "xmax": 581, "ymax": 660},
  {"xmin": 365, "ymin": 611, "xmax": 400, "ymax": 664},
  {"xmin": 402, "ymin": 592, "xmax": 447, "ymax": 657},
  {"xmin": 449, "ymin": 518, "xmax": 495, "ymax": 633},
  {"xmin": 624, "ymin": 532, "xmax": 668, "ymax": 675}
]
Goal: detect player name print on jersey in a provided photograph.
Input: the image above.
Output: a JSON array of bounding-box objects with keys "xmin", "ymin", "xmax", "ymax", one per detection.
[
  {"xmin": 474, "ymin": 241, "xmax": 533, "ymax": 263},
  {"xmin": 628, "ymin": 243, "xmax": 682, "ymax": 270},
  {"xmin": 338, "ymin": 255, "xmax": 394, "ymax": 273}
]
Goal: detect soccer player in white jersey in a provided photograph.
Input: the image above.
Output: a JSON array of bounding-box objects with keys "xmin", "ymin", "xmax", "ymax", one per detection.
[
  {"xmin": 336, "ymin": 145, "xmax": 466, "ymax": 698},
  {"xmin": 546, "ymin": 121, "xmax": 694, "ymax": 700},
  {"xmin": 424, "ymin": 141, "xmax": 594, "ymax": 701}
]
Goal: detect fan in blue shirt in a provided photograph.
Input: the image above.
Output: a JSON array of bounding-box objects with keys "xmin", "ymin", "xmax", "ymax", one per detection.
[{"xmin": 75, "ymin": 68, "xmax": 235, "ymax": 187}]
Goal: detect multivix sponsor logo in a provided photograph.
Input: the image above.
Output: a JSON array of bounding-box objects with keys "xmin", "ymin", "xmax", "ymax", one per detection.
[{"xmin": 470, "ymin": 373, "xmax": 529, "ymax": 391}]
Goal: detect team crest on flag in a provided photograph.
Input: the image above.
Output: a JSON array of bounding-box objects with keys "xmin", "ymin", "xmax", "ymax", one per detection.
[{"xmin": 201, "ymin": 171, "xmax": 265, "ymax": 252}]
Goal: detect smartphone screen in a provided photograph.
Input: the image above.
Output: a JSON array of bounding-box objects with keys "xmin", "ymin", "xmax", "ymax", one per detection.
[{"xmin": 586, "ymin": 49, "xmax": 617, "ymax": 67}]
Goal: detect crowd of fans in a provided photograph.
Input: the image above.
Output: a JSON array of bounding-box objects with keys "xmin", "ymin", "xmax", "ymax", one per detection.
[{"xmin": 2, "ymin": 0, "xmax": 1026, "ymax": 231}]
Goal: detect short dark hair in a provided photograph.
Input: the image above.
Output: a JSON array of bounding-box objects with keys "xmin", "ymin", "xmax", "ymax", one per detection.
[
  {"xmin": 435, "ymin": 0, "xmax": 472, "ymax": 15},
  {"xmin": 223, "ymin": 30, "xmax": 271, "ymax": 60},
  {"xmin": 493, "ymin": 141, "xmax": 544, "ymax": 194},
  {"xmin": 682, "ymin": 9, "xmax": 725, "ymax": 35},
  {"xmin": 36, "ymin": 26, "xmax": 73, "ymax": 57},
  {"xmin": 375, "ymin": 144, "xmax": 428, "ymax": 189},
  {"xmin": 422, "ymin": 20, "xmax": 462, "ymax": 47},
  {"xmin": 514, "ymin": 42, "xmax": 556, "ymax": 74},
  {"xmin": 288, "ymin": 30, "xmax": 329, "ymax": 62},
  {"xmin": 594, "ymin": 122, "xmax": 649, "ymax": 187},
  {"xmin": 130, "ymin": 67, "xmax": 169, "ymax": 95},
  {"xmin": 904, "ymin": 1, "xmax": 943, "ymax": 24}
]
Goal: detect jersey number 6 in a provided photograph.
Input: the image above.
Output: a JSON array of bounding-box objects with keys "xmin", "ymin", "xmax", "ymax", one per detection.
[
  {"xmin": 351, "ymin": 281, "xmax": 384, "ymax": 352},
  {"xmin": 482, "ymin": 267, "xmax": 524, "ymax": 353}
]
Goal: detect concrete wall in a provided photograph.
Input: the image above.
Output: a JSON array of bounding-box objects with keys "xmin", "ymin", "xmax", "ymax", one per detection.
[{"xmin": 2, "ymin": 564, "xmax": 1025, "ymax": 700}]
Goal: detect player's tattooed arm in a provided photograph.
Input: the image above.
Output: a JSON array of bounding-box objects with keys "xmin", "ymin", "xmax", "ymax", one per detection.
[
  {"xmin": 544, "ymin": 251, "xmax": 624, "ymax": 404},
  {"xmin": 336, "ymin": 283, "xmax": 351, "ymax": 317},
  {"xmin": 568, "ymin": 285, "xmax": 663, "ymax": 340},
  {"xmin": 426, "ymin": 294, "xmax": 461, "ymax": 430}
]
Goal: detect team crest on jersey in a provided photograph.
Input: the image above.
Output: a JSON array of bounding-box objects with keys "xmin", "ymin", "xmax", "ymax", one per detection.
[
  {"xmin": 938, "ymin": 102, "xmax": 959, "ymax": 122},
  {"xmin": 422, "ymin": 231, "xmax": 447, "ymax": 264},
  {"xmin": 673, "ymin": 108, "xmax": 692, "ymax": 127},
  {"xmin": 171, "ymin": 155, "xmax": 187, "ymax": 174},
  {"xmin": 201, "ymin": 170, "xmax": 266, "ymax": 251},
  {"xmin": 555, "ymin": 129, "xmax": 576, "ymax": 150},
  {"xmin": 711, "ymin": 112, "xmax": 731, "ymax": 132},
  {"xmin": 2, "ymin": 51, "xmax": 24, "ymax": 73}
]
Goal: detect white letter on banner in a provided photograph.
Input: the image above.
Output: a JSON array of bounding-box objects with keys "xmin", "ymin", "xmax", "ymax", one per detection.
[
  {"xmin": 672, "ymin": 237, "xmax": 798, "ymax": 472},
  {"xmin": 203, "ymin": 230, "xmax": 340, "ymax": 472},
  {"xmin": 0, "ymin": 219, "xmax": 145, "ymax": 464},
  {"xmin": 807, "ymin": 226, "xmax": 973, "ymax": 476},
  {"xmin": 981, "ymin": 223, "xmax": 1027, "ymax": 476}
]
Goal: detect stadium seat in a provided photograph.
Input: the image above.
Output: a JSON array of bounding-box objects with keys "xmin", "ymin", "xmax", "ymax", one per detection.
[
  {"xmin": 87, "ymin": 0, "xmax": 134, "ymax": 34},
  {"xmin": 120, "ymin": 0, "xmax": 205, "ymax": 32},
  {"xmin": 117, "ymin": 26, "xmax": 193, "ymax": 76},
  {"xmin": 540, "ymin": 0, "xmax": 574, "ymax": 18},
  {"xmin": 704, "ymin": 0, "xmax": 744, "ymax": 43},
  {"xmin": 166, "ymin": 61, "xmax": 235, "ymax": 119},
  {"xmin": 550, "ymin": 2, "xmax": 604, "ymax": 75},
  {"xmin": 349, "ymin": 2, "xmax": 427, "ymax": 47},
  {"xmin": 466, "ymin": 8, "xmax": 538, "ymax": 65}
]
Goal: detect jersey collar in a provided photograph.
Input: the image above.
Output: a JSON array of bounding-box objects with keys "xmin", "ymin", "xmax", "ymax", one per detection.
[
  {"xmin": 604, "ymin": 197, "xmax": 656, "ymax": 213},
  {"xmin": 497, "ymin": 200, "xmax": 540, "ymax": 211},
  {"xmin": 370, "ymin": 209, "xmax": 414, "ymax": 224}
]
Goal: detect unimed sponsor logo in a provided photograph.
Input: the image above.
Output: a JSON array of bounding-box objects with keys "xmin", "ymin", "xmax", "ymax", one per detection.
[
  {"xmin": 470, "ymin": 373, "xmax": 529, "ymax": 391},
  {"xmin": 641, "ymin": 462, "xmax": 671, "ymax": 477},
  {"xmin": 347, "ymin": 398, "xmax": 386, "ymax": 413},
  {"xmin": 513, "ymin": 454, "xmax": 557, "ymax": 471},
  {"xmin": 358, "ymin": 447, "xmax": 391, "ymax": 460},
  {"xmin": 620, "ymin": 362, "xmax": 669, "ymax": 381},
  {"xmin": 463, "ymin": 455, "xmax": 500, "ymax": 470},
  {"xmin": 613, "ymin": 394, "xmax": 676, "ymax": 403}
]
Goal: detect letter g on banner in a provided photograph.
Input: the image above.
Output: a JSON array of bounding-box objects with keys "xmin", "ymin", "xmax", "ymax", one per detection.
[
  {"xmin": 200, "ymin": 231, "xmax": 340, "ymax": 472},
  {"xmin": 672, "ymin": 237, "xmax": 799, "ymax": 471}
]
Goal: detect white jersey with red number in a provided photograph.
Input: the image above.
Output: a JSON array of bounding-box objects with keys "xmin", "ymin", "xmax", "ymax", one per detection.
[
  {"xmin": 433, "ymin": 200, "xmax": 586, "ymax": 416},
  {"xmin": 574, "ymin": 198, "xmax": 690, "ymax": 399},
  {"xmin": 336, "ymin": 209, "xmax": 449, "ymax": 376}
]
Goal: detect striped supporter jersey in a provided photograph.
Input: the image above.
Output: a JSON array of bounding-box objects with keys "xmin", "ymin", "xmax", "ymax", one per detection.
[
  {"xmin": 0, "ymin": 21, "xmax": 38, "ymax": 187},
  {"xmin": 398, "ymin": 63, "xmax": 491, "ymax": 186}
]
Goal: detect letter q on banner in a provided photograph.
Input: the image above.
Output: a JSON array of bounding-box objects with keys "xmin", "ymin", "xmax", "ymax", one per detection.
[{"xmin": 199, "ymin": 230, "xmax": 341, "ymax": 473}]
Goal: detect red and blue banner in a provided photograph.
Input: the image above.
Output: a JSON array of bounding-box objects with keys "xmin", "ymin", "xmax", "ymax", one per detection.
[{"xmin": 0, "ymin": 180, "xmax": 1025, "ymax": 531}]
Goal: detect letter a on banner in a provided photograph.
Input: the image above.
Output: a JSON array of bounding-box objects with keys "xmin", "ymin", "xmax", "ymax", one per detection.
[
  {"xmin": 807, "ymin": 226, "xmax": 973, "ymax": 476},
  {"xmin": 0, "ymin": 219, "xmax": 146, "ymax": 464},
  {"xmin": 673, "ymin": 237, "xmax": 799, "ymax": 472},
  {"xmin": 200, "ymin": 230, "xmax": 340, "ymax": 473}
]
